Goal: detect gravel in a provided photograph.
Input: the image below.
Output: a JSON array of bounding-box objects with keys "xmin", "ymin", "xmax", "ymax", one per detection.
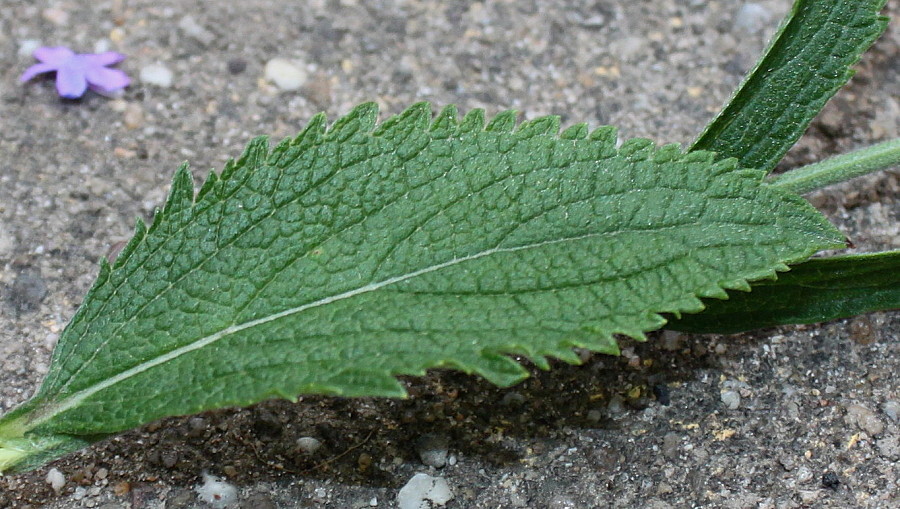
[{"xmin": 0, "ymin": 0, "xmax": 896, "ymax": 508}]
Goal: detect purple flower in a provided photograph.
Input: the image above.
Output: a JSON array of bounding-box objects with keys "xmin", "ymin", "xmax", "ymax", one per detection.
[{"xmin": 20, "ymin": 46, "xmax": 130, "ymax": 99}]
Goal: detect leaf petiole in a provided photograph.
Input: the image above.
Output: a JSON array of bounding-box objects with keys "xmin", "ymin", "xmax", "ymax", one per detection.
[{"xmin": 768, "ymin": 138, "xmax": 900, "ymax": 194}]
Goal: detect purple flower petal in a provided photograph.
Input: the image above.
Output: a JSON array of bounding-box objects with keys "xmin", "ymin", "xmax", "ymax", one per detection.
[
  {"xmin": 55, "ymin": 64, "xmax": 88, "ymax": 99},
  {"xmin": 32, "ymin": 46, "xmax": 75, "ymax": 65},
  {"xmin": 22, "ymin": 46, "xmax": 130, "ymax": 99},
  {"xmin": 85, "ymin": 67, "xmax": 131, "ymax": 93},
  {"xmin": 80, "ymin": 52, "xmax": 126, "ymax": 67},
  {"xmin": 19, "ymin": 62, "xmax": 57, "ymax": 82}
]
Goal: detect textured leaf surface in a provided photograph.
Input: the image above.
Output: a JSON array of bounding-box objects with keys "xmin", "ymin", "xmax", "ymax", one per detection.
[
  {"xmin": 691, "ymin": 0, "xmax": 888, "ymax": 172},
  {"xmin": 0, "ymin": 103, "xmax": 843, "ymax": 472},
  {"xmin": 667, "ymin": 251, "xmax": 900, "ymax": 334}
]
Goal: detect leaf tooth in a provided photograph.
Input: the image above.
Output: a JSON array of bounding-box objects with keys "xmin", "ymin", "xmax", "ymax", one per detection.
[
  {"xmin": 219, "ymin": 136, "xmax": 269, "ymax": 187},
  {"xmin": 588, "ymin": 124, "xmax": 617, "ymax": 144},
  {"xmin": 112, "ymin": 218, "xmax": 147, "ymax": 270},
  {"xmin": 472, "ymin": 352, "xmax": 530, "ymax": 387},
  {"xmin": 552, "ymin": 347, "xmax": 582, "ymax": 365},
  {"xmin": 161, "ymin": 165, "xmax": 195, "ymax": 221},
  {"xmin": 372, "ymin": 101, "xmax": 432, "ymax": 138},
  {"xmin": 682, "ymin": 150, "xmax": 716, "ymax": 165},
  {"xmin": 652, "ymin": 143, "xmax": 684, "ymax": 163},
  {"xmin": 267, "ymin": 136, "xmax": 293, "ymax": 165},
  {"xmin": 331, "ymin": 370, "xmax": 407, "ymax": 398},
  {"xmin": 529, "ymin": 354, "xmax": 552, "ymax": 371},
  {"xmin": 708, "ymin": 156, "xmax": 740, "ymax": 176},
  {"xmin": 496, "ymin": 342, "xmax": 550, "ymax": 370},
  {"xmin": 618, "ymin": 138, "xmax": 655, "ymax": 158},
  {"xmin": 560, "ymin": 122, "xmax": 588, "ymax": 140},
  {"xmin": 485, "ymin": 109, "xmax": 518, "ymax": 133},
  {"xmin": 195, "ymin": 171, "xmax": 220, "ymax": 206},
  {"xmin": 515, "ymin": 115, "xmax": 560, "ymax": 138},
  {"xmin": 459, "ymin": 108, "xmax": 486, "ymax": 133},
  {"xmin": 724, "ymin": 278, "xmax": 752, "ymax": 293},
  {"xmin": 219, "ymin": 157, "xmax": 237, "ymax": 181},
  {"xmin": 571, "ymin": 333, "xmax": 621, "ymax": 356},
  {"xmin": 236, "ymin": 136, "xmax": 271, "ymax": 173},
  {"xmin": 293, "ymin": 112, "xmax": 327, "ymax": 148},
  {"xmin": 429, "ymin": 104, "xmax": 458, "ymax": 138},
  {"xmin": 96, "ymin": 256, "xmax": 112, "ymax": 284},
  {"xmin": 327, "ymin": 102, "xmax": 378, "ymax": 141}
]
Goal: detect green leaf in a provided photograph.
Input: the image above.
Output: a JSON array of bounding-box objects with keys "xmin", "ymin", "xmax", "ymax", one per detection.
[
  {"xmin": 691, "ymin": 0, "xmax": 888, "ymax": 172},
  {"xmin": 0, "ymin": 103, "xmax": 843, "ymax": 473},
  {"xmin": 666, "ymin": 251, "xmax": 900, "ymax": 334}
]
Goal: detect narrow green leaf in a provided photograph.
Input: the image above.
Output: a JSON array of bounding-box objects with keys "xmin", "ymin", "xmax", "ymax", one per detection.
[
  {"xmin": 691, "ymin": 0, "xmax": 888, "ymax": 172},
  {"xmin": 667, "ymin": 251, "xmax": 900, "ymax": 334},
  {"xmin": 0, "ymin": 103, "xmax": 843, "ymax": 473}
]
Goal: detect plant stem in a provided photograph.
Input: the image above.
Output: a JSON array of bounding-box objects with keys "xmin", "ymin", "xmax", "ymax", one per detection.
[{"xmin": 768, "ymin": 138, "xmax": 900, "ymax": 194}]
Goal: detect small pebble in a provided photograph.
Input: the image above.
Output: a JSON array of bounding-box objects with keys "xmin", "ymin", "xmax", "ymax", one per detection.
[
  {"xmin": 882, "ymin": 400, "xmax": 899, "ymax": 422},
  {"xmin": 416, "ymin": 433, "xmax": 450, "ymax": 468},
  {"xmin": 195, "ymin": 473, "xmax": 238, "ymax": 508},
  {"xmin": 607, "ymin": 395, "xmax": 625, "ymax": 414},
  {"xmin": 821, "ymin": 472, "xmax": 840, "ymax": 490},
  {"xmin": 227, "ymin": 58, "xmax": 247, "ymax": 75},
  {"xmin": 548, "ymin": 494, "xmax": 579, "ymax": 509},
  {"xmin": 93, "ymin": 38, "xmax": 112, "ymax": 54},
  {"xmin": 18, "ymin": 39, "xmax": 42, "ymax": 58},
  {"xmin": 397, "ymin": 473, "xmax": 453, "ymax": 509},
  {"xmin": 733, "ymin": 3, "xmax": 772, "ymax": 34},
  {"xmin": 799, "ymin": 490, "xmax": 820, "ymax": 505},
  {"xmin": 140, "ymin": 64, "xmax": 174, "ymax": 88},
  {"xmin": 42, "ymin": 7, "xmax": 69, "ymax": 26},
  {"xmin": 844, "ymin": 404, "xmax": 884, "ymax": 436},
  {"xmin": 501, "ymin": 391, "xmax": 525, "ymax": 406},
  {"xmin": 720, "ymin": 390, "xmax": 741, "ymax": 410},
  {"xmin": 296, "ymin": 436, "xmax": 322, "ymax": 454},
  {"xmin": 46, "ymin": 468, "xmax": 65, "ymax": 493},
  {"xmin": 123, "ymin": 103, "xmax": 144, "ymax": 129},
  {"xmin": 876, "ymin": 435, "xmax": 899, "ymax": 460},
  {"xmin": 796, "ymin": 466, "xmax": 813, "ymax": 483},
  {"xmin": 264, "ymin": 58, "xmax": 307, "ymax": 91},
  {"xmin": 662, "ymin": 432, "xmax": 680, "ymax": 459},
  {"xmin": 178, "ymin": 15, "xmax": 216, "ymax": 46}
]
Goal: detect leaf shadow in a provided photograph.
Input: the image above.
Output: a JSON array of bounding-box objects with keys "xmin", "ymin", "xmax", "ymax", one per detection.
[{"xmin": 2, "ymin": 328, "xmax": 791, "ymax": 503}]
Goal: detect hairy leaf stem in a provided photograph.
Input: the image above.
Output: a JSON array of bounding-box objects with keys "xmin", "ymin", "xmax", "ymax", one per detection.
[{"xmin": 769, "ymin": 138, "xmax": 900, "ymax": 194}]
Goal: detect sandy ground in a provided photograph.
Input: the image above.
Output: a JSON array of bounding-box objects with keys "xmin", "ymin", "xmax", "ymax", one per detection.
[{"xmin": 0, "ymin": 0, "xmax": 897, "ymax": 507}]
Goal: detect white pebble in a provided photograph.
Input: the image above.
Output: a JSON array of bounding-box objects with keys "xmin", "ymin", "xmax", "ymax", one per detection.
[
  {"xmin": 195, "ymin": 472, "xmax": 238, "ymax": 508},
  {"xmin": 720, "ymin": 390, "xmax": 741, "ymax": 410},
  {"xmin": 264, "ymin": 58, "xmax": 307, "ymax": 91},
  {"xmin": 46, "ymin": 468, "xmax": 65, "ymax": 493},
  {"xmin": 397, "ymin": 473, "xmax": 454, "ymax": 509},
  {"xmin": 93, "ymin": 38, "xmax": 111, "ymax": 54},
  {"xmin": 140, "ymin": 64, "xmax": 174, "ymax": 88},
  {"xmin": 733, "ymin": 3, "xmax": 772, "ymax": 34},
  {"xmin": 18, "ymin": 39, "xmax": 42, "ymax": 59},
  {"xmin": 178, "ymin": 15, "xmax": 216, "ymax": 46},
  {"xmin": 296, "ymin": 436, "xmax": 323, "ymax": 454}
]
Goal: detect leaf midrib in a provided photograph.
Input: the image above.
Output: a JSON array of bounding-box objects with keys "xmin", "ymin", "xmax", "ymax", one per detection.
[{"xmin": 30, "ymin": 230, "xmax": 618, "ymax": 428}]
